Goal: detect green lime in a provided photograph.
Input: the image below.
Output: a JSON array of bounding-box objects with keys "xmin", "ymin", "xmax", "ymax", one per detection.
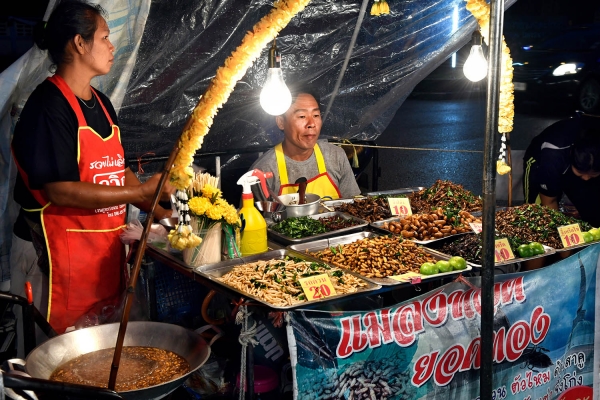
[
  {"xmin": 517, "ymin": 244, "xmax": 533, "ymax": 258},
  {"xmin": 529, "ymin": 242, "xmax": 545, "ymax": 255},
  {"xmin": 582, "ymin": 232, "xmax": 594, "ymax": 243},
  {"xmin": 448, "ymin": 256, "xmax": 467, "ymax": 270},
  {"xmin": 435, "ymin": 260, "xmax": 453, "ymax": 273},
  {"xmin": 420, "ymin": 262, "xmax": 439, "ymax": 275},
  {"xmin": 589, "ymin": 228, "xmax": 600, "ymax": 241}
]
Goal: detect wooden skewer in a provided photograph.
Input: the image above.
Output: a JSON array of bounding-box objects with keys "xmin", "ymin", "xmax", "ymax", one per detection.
[{"xmin": 108, "ymin": 142, "xmax": 181, "ymax": 390}]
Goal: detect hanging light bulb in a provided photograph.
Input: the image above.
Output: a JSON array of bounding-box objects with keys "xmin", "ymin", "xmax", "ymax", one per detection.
[
  {"xmin": 260, "ymin": 39, "xmax": 292, "ymax": 115},
  {"xmin": 463, "ymin": 31, "xmax": 488, "ymax": 82}
]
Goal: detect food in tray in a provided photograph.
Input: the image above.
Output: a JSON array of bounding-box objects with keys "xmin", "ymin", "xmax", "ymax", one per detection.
[
  {"xmin": 379, "ymin": 208, "xmax": 480, "ymax": 240},
  {"xmin": 333, "ymin": 197, "xmax": 392, "ymax": 222},
  {"xmin": 270, "ymin": 215, "xmax": 363, "ymax": 239},
  {"xmin": 495, "ymin": 204, "xmax": 592, "ymax": 249},
  {"xmin": 408, "ymin": 179, "xmax": 483, "ymax": 214},
  {"xmin": 217, "ymin": 256, "xmax": 367, "ymax": 306},
  {"xmin": 308, "ymin": 236, "xmax": 436, "ymax": 278},
  {"xmin": 434, "ymin": 234, "xmax": 532, "ymax": 264}
]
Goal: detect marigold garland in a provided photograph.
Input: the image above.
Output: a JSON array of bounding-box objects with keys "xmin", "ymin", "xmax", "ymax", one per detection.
[
  {"xmin": 465, "ymin": 0, "xmax": 514, "ymax": 175},
  {"xmin": 371, "ymin": 0, "xmax": 390, "ymax": 16},
  {"xmin": 170, "ymin": 0, "xmax": 311, "ymax": 190}
]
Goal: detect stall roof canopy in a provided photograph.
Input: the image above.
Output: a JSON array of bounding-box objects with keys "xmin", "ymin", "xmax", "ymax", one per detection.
[{"xmin": 103, "ymin": 0, "xmax": 511, "ymax": 158}]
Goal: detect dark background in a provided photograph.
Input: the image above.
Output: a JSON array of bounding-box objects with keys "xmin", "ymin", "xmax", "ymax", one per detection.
[{"xmin": 2, "ymin": 0, "xmax": 600, "ymax": 73}]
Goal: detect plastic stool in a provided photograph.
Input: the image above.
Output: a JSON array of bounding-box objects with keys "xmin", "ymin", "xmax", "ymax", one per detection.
[{"xmin": 236, "ymin": 365, "xmax": 279, "ymax": 398}]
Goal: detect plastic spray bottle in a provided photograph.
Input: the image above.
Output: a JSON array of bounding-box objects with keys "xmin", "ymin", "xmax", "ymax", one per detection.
[{"xmin": 236, "ymin": 169, "xmax": 273, "ymax": 256}]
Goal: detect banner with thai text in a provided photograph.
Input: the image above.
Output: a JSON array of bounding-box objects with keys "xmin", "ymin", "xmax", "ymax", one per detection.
[{"xmin": 287, "ymin": 243, "xmax": 600, "ymax": 400}]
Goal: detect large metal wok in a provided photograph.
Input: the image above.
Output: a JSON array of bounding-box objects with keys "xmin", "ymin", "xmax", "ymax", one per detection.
[{"xmin": 22, "ymin": 321, "xmax": 210, "ymax": 400}]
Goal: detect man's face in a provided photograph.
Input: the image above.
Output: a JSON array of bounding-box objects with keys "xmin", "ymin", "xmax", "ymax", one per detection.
[
  {"xmin": 572, "ymin": 166, "xmax": 600, "ymax": 181},
  {"xmin": 277, "ymin": 93, "xmax": 322, "ymax": 153}
]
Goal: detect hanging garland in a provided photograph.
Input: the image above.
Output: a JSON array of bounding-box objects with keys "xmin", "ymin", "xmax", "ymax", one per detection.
[
  {"xmin": 169, "ymin": 0, "xmax": 312, "ymax": 191},
  {"xmin": 371, "ymin": 0, "xmax": 390, "ymax": 15},
  {"xmin": 465, "ymin": 0, "xmax": 514, "ymax": 175}
]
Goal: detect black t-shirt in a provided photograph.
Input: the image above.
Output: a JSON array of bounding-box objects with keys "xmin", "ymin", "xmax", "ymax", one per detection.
[
  {"xmin": 12, "ymin": 79, "xmax": 119, "ymax": 211},
  {"xmin": 524, "ymin": 115, "xmax": 600, "ymax": 226}
]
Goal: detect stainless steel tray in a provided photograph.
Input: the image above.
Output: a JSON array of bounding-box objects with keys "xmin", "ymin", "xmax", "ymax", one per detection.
[
  {"xmin": 289, "ymin": 232, "xmax": 471, "ymax": 286},
  {"xmin": 365, "ymin": 187, "xmax": 425, "ymax": 197},
  {"xmin": 369, "ymin": 217, "xmax": 473, "ymax": 244},
  {"xmin": 267, "ymin": 212, "xmax": 369, "ymax": 245},
  {"xmin": 194, "ymin": 249, "xmax": 381, "ymax": 310},
  {"xmin": 421, "ymin": 233, "xmax": 557, "ymax": 267}
]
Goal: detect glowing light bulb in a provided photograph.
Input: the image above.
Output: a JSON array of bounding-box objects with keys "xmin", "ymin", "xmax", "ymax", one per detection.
[
  {"xmin": 260, "ymin": 68, "xmax": 292, "ymax": 115},
  {"xmin": 463, "ymin": 44, "xmax": 488, "ymax": 82},
  {"xmin": 260, "ymin": 39, "xmax": 292, "ymax": 115}
]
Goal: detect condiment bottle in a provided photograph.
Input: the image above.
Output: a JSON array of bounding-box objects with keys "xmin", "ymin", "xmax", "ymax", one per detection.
[{"xmin": 236, "ymin": 170, "xmax": 272, "ymax": 256}]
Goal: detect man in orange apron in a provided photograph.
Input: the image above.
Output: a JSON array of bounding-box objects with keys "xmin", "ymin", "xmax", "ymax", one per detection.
[
  {"xmin": 14, "ymin": 75, "xmax": 125, "ymax": 333},
  {"xmin": 251, "ymin": 86, "xmax": 361, "ymax": 199}
]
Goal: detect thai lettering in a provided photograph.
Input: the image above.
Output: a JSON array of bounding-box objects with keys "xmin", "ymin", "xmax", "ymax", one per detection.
[
  {"xmin": 336, "ymin": 277, "xmax": 527, "ymax": 359},
  {"xmin": 510, "ymin": 370, "xmax": 551, "ymax": 395},
  {"xmin": 411, "ymin": 307, "xmax": 551, "ymax": 388},
  {"xmin": 554, "ymin": 351, "xmax": 586, "ymax": 377},
  {"xmin": 554, "ymin": 370, "xmax": 583, "ymax": 394},
  {"xmin": 89, "ymin": 154, "xmax": 124, "ymax": 170}
]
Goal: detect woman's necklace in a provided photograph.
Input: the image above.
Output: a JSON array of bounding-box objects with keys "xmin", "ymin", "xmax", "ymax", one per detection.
[{"xmin": 77, "ymin": 93, "xmax": 96, "ymax": 109}]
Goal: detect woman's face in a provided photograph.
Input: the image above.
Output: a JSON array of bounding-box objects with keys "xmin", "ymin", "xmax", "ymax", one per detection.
[{"xmin": 83, "ymin": 16, "xmax": 114, "ymax": 76}]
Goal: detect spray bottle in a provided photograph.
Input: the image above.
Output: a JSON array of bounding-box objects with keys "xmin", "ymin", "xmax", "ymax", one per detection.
[{"xmin": 236, "ymin": 169, "xmax": 273, "ymax": 256}]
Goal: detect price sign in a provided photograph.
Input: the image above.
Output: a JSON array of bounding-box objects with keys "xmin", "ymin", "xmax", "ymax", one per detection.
[
  {"xmin": 390, "ymin": 271, "xmax": 422, "ymax": 284},
  {"xmin": 469, "ymin": 222, "xmax": 483, "ymax": 234},
  {"xmin": 299, "ymin": 274, "xmax": 337, "ymax": 301},
  {"xmin": 494, "ymin": 238, "xmax": 515, "ymax": 263},
  {"xmin": 388, "ymin": 197, "xmax": 412, "ymax": 217},
  {"xmin": 557, "ymin": 224, "xmax": 583, "ymax": 248}
]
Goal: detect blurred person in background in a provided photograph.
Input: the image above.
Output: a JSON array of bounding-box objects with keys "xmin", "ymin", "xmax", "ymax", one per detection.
[{"xmin": 523, "ymin": 113, "xmax": 600, "ymax": 227}]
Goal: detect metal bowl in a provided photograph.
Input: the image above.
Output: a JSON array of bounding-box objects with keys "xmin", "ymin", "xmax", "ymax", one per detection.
[
  {"xmin": 255, "ymin": 201, "xmax": 286, "ymax": 222},
  {"xmin": 24, "ymin": 321, "xmax": 210, "ymax": 400},
  {"xmin": 158, "ymin": 217, "xmax": 179, "ymax": 229},
  {"xmin": 277, "ymin": 193, "xmax": 321, "ymax": 217}
]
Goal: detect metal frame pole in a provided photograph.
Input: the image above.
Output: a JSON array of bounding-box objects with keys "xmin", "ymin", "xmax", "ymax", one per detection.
[{"xmin": 480, "ymin": 0, "xmax": 505, "ymax": 398}]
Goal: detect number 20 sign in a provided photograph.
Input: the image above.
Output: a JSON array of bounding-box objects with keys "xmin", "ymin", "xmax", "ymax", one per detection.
[{"xmin": 299, "ymin": 274, "xmax": 337, "ymax": 301}]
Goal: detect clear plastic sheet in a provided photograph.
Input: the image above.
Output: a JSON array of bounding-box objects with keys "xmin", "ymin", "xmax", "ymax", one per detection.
[{"xmin": 119, "ymin": 0, "xmax": 515, "ymax": 159}]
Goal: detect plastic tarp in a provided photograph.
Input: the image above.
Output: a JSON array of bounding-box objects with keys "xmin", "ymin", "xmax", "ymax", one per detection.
[{"xmin": 0, "ymin": 0, "xmax": 515, "ymax": 281}]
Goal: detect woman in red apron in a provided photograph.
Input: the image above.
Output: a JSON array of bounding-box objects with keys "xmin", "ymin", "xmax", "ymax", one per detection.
[{"xmin": 11, "ymin": 1, "xmax": 172, "ymax": 333}]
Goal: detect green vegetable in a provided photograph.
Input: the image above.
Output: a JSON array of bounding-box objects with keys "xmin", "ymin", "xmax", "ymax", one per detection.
[{"xmin": 272, "ymin": 216, "xmax": 328, "ymax": 238}]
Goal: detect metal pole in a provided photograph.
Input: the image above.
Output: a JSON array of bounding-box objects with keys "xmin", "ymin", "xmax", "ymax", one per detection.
[{"xmin": 480, "ymin": 0, "xmax": 505, "ymax": 398}]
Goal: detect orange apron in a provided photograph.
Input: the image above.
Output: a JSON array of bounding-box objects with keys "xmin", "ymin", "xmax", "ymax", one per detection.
[
  {"xmin": 275, "ymin": 143, "xmax": 342, "ymax": 199},
  {"xmin": 14, "ymin": 75, "xmax": 126, "ymax": 333}
]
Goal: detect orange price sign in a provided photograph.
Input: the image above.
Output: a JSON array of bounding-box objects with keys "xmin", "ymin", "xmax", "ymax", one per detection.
[
  {"xmin": 557, "ymin": 224, "xmax": 583, "ymax": 248},
  {"xmin": 388, "ymin": 197, "xmax": 412, "ymax": 217},
  {"xmin": 299, "ymin": 274, "xmax": 337, "ymax": 301},
  {"xmin": 494, "ymin": 238, "xmax": 515, "ymax": 263}
]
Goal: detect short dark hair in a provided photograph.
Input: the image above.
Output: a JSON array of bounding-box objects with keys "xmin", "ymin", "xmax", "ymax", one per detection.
[
  {"xmin": 288, "ymin": 83, "xmax": 321, "ymax": 107},
  {"xmin": 571, "ymin": 128, "xmax": 600, "ymax": 172},
  {"xmin": 34, "ymin": 0, "xmax": 106, "ymax": 68}
]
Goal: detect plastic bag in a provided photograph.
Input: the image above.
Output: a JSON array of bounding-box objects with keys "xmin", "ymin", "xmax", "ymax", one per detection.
[
  {"xmin": 184, "ymin": 325, "xmax": 230, "ymax": 397},
  {"xmin": 119, "ymin": 219, "xmax": 168, "ymax": 245}
]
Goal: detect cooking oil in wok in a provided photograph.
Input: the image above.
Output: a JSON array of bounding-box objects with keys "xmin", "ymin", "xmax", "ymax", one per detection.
[{"xmin": 49, "ymin": 346, "xmax": 190, "ymax": 391}]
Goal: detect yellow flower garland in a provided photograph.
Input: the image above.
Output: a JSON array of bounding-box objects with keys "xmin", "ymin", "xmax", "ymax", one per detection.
[
  {"xmin": 371, "ymin": 0, "xmax": 391, "ymax": 16},
  {"xmin": 170, "ymin": 0, "xmax": 312, "ymax": 190},
  {"xmin": 465, "ymin": 0, "xmax": 514, "ymax": 175}
]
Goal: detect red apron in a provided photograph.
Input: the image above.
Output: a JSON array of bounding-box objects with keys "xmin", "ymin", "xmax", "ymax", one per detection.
[{"xmin": 15, "ymin": 75, "xmax": 126, "ymax": 333}]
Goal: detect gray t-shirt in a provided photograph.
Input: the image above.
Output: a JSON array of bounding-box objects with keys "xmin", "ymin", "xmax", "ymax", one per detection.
[{"xmin": 250, "ymin": 140, "xmax": 361, "ymax": 198}]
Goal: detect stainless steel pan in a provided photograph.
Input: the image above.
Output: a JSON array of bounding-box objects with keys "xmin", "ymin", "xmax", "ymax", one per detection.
[{"xmin": 23, "ymin": 321, "xmax": 210, "ymax": 400}]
